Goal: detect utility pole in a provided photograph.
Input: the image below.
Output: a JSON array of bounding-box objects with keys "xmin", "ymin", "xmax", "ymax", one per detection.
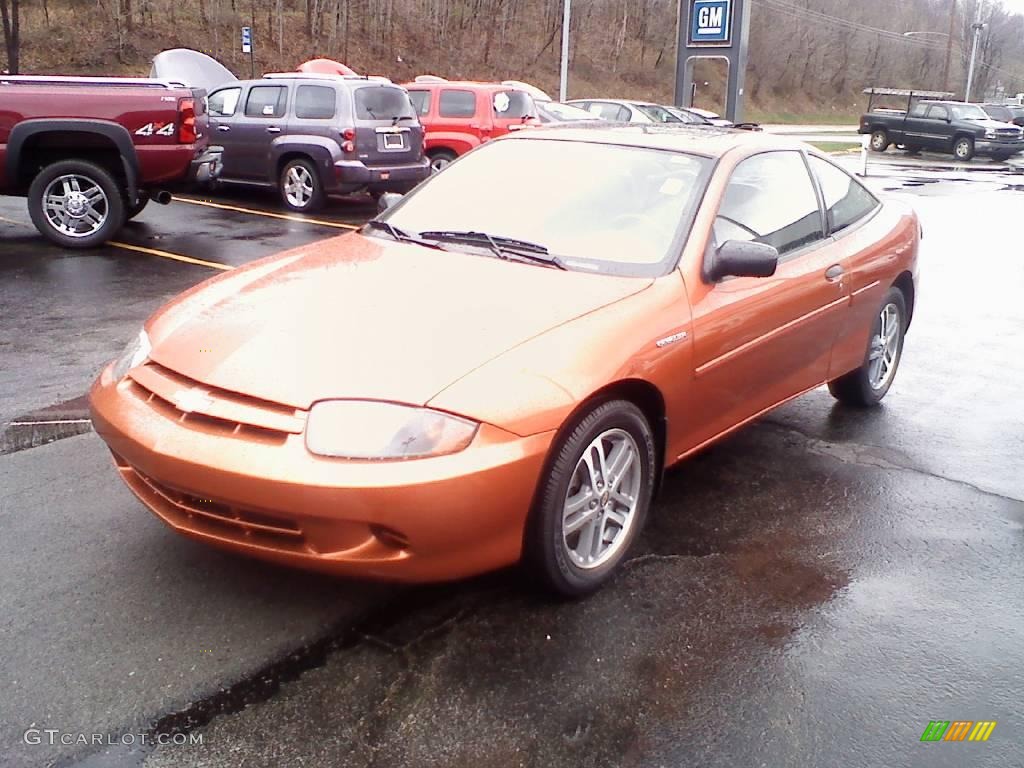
[
  {"xmin": 558, "ymin": 0, "xmax": 571, "ymax": 102},
  {"xmin": 942, "ymin": 0, "xmax": 956, "ymax": 93},
  {"xmin": 965, "ymin": 17, "xmax": 985, "ymax": 101}
]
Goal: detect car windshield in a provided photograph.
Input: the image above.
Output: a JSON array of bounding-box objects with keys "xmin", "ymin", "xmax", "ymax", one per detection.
[
  {"xmin": 378, "ymin": 138, "xmax": 712, "ymax": 276},
  {"xmin": 950, "ymin": 104, "xmax": 988, "ymax": 120},
  {"xmin": 354, "ymin": 85, "xmax": 416, "ymax": 121}
]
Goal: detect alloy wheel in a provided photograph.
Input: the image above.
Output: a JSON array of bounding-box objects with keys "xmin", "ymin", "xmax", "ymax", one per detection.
[
  {"xmin": 561, "ymin": 428, "xmax": 642, "ymax": 569},
  {"xmin": 868, "ymin": 302, "xmax": 902, "ymax": 390},
  {"xmin": 42, "ymin": 174, "xmax": 109, "ymax": 238},
  {"xmin": 284, "ymin": 166, "xmax": 315, "ymax": 208}
]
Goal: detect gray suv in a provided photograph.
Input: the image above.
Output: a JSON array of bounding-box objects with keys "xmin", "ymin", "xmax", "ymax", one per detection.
[{"xmin": 206, "ymin": 73, "xmax": 430, "ymax": 212}]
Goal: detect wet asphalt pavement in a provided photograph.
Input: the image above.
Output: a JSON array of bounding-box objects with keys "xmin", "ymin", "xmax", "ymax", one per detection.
[{"xmin": 1, "ymin": 152, "xmax": 1023, "ymax": 768}]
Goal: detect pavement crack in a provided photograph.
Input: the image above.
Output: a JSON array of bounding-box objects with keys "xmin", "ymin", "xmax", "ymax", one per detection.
[{"xmin": 760, "ymin": 419, "xmax": 1023, "ymax": 505}]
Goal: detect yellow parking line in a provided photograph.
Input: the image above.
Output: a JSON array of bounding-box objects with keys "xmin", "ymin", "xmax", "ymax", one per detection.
[
  {"xmin": 0, "ymin": 213, "xmax": 231, "ymax": 271},
  {"xmin": 108, "ymin": 241, "xmax": 233, "ymax": 271},
  {"xmin": 171, "ymin": 196, "xmax": 360, "ymax": 230}
]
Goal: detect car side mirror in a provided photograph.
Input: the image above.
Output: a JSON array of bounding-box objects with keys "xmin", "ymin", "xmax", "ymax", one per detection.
[
  {"xmin": 710, "ymin": 240, "xmax": 779, "ymax": 281},
  {"xmin": 377, "ymin": 192, "xmax": 403, "ymax": 214}
]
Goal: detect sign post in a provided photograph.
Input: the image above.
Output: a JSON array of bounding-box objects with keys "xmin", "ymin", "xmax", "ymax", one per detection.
[
  {"xmin": 241, "ymin": 26, "xmax": 254, "ymax": 79},
  {"xmin": 675, "ymin": 0, "xmax": 751, "ymax": 123}
]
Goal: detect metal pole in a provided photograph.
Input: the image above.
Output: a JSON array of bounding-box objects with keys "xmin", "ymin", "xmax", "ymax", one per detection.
[
  {"xmin": 942, "ymin": 0, "xmax": 956, "ymax": 93},
  {"xmin": 965, "ymin": 22, "xmax": 982, "ymax": 102},
  {"xmin": 559, "ymin": 0, "xmax": 571, "ymax": 102}
]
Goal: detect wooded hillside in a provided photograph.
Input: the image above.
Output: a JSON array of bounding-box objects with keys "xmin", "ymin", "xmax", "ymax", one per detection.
[{"xmin": 3, "ymin": 0, "xmax": 1023, "ymax": 119}]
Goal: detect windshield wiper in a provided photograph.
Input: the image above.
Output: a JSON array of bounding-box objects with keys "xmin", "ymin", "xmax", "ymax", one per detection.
[
  {"xmin": 391, "ymin": 115, "xmax": 415, "ymax": 125},
  {"xmin": 417, "ymin": 230, "xmax": 568, "ymax": 270},
  {"xmin": 362, "ymin": 220, "xmax": 447, "ymax": 250}
]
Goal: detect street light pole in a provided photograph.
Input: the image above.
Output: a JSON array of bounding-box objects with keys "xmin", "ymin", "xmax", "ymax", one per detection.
[
  {"xmin": 559, "ymin": 0, "xmax": 571, "ymax": 102},
  {"xmin": 965, "ymin": 20, "xmax": 984, "ymax": 102}
]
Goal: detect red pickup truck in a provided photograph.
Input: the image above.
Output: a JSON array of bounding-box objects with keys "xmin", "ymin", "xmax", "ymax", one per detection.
[{"xmin": 0, "ymin": 75, "xmax": 219, "ymax": 248}]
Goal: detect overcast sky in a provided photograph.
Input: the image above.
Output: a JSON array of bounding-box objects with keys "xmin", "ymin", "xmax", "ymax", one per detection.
[{"xmin": 997, "ymin": 0, "xmax": 1024, "ymax": 14}]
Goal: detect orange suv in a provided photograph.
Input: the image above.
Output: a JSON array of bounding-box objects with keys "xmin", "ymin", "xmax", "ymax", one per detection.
[{"xmin": 403, "ymin": 79, "xmax": 540, "ymax": 172}]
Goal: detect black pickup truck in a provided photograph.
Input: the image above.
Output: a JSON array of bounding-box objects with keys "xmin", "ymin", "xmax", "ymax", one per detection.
[{"xmin": 859, "ymin": 100, "xmax": 1024, "ymax": 161}]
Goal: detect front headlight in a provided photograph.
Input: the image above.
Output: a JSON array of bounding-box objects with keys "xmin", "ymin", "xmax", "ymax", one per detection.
[
  {"xmin": 111, "ymin": 329, "xmax": 151, "ymax": 380},
  {"xmin": 985, "ymin": 129, "xmax": 998, "ymax": 139},
  {"xmin": 305, "ymin": 400, "xmax": 478, "ymax": 460}
]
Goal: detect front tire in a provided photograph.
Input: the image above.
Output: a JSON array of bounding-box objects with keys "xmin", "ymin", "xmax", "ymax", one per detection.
[
  {"xmin": 953, "ymin": 136, "xmax": 975, "ymax": 161},
  {"xmin": 525, "ymin": 400, "xmax": 656, "ymax": 597},
  {"xmin": 27, "ymin": 160, "xmax": 126, "ymax": 248},
  {"xmin": 828, "ymin": 287, "xmax": 907, "ymax": 407},
  {"xmin": 279, "ymin": 158, "xmax": 324, "ymax": 213},
  {"xmin": 869, "ymin": 129, "xmax": 890, "ymax": 153}
]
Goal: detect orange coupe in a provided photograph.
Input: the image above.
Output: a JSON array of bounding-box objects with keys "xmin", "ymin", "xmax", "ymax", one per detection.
[{"xmin": 90, "ymin": 125, "xmax": 920, "ymax": 595}]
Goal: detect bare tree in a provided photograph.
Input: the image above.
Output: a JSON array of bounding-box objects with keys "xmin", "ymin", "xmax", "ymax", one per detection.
[{"xmin": 0, "ymin": 0, "xmax": 18, "ymax": 74}]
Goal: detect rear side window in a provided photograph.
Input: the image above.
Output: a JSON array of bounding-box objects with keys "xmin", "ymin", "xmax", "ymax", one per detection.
[
  {"xmin": 926, "ymin": 104, "xmax": 949, "ymax": 120},
  {"xmin": 295, "ymin": 85, "xmax": 336, "ymax": 119},
  {"xmin": 909, "ymin": 103, "xmax": 929, "ymax": 118},
  {"xmin": 245, "ymin": 86, "xmax": 287, "ymax": 118},
  {"xmin": 714, "ymin": 151, "xmax": 825, "ymax": 256},
  {"xmin": 588, "ymin": 102, "xmax": 628, "ymax": 121},
  {"xmin": 809, "ymin": 156, "xmax": 879, "ymax": 234},
  {"xmin": 408, "ymin": 90, "xmax": 431, "ymax": 116},
  {"xmin": 439, "ymin": 90, "xmax": 476, "ymax": 118},
  {"xmin": 354, "ymin": 86, "xmax": 416, "ymax": 120},
  {"xmin": 208, "ymin": 88, "xmax": 241, "ymax": 117}
]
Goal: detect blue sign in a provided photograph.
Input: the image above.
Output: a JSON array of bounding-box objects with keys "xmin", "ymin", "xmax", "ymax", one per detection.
[
  {"xmin": 689, "ymin": 0, "xmax": 732, "ymax": 46},
  {"xmin": 241, "ymin": 26, "xmax": 252, "ymax": 54}
]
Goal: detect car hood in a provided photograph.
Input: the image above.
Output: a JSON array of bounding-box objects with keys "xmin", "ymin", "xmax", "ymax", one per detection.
[
  {"xmin": 146, "ymin": 234, "xmax": 652, "ymax": 410},
  {"xmin": 967, "ymin": 117, "xmax": 1022, "ymax": 132}
]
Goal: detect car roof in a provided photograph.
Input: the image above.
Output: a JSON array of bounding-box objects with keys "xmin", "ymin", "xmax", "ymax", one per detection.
[
  {"xmin": 403, "ymin": 80, "xmax": 521, "ymax": 91},
  {"xmin": 508, "ymin": 123, "xmax": 806, "ymax": 158}
]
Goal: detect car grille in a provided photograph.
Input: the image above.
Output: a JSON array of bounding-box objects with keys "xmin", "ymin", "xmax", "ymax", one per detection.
[
  {"xmin": 114, "ymin": 454, "xmax": 311, "ymax": 554},
  {"xmin": 127, "ymin": 361, "xmax": 304, "ymax": 443},
  {"xmin": 994, "ymin": 128, "xmax": 1022, "ymax": 138}
]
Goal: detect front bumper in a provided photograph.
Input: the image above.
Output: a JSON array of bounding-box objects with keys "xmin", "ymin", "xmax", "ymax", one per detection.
[
  {"xmin": 975, "ymin": 139, "xmax": 1024, "ymax": 157},
  {"xmin": 332, "ymin": 158, "xmax": 431, "ymax": 193},
  {"xmin": 89, "ymin": 364, "xmax": 553, "ymax": 582}
]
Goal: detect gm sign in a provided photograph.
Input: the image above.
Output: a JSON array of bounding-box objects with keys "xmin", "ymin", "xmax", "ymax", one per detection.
[{"xmin": 689, "ymin": 0, "xmax": 733, "ymax": 46}]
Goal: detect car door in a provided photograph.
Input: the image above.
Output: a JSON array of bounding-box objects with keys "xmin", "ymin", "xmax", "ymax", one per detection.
[
  {"xmin": 428, "ymin": 88, "xmax": 479, "ymax": 146},
  {"xmin": 228, "ymin": 83, "xmax": 289, "ymax": 182},
  {"xmin": 899, "ymin": 102, "xmax": 934, "ymax": 148},
  {"xmin": 922, "ymin": 104, "xmax": 951, "ymax": 150},
  {"xmin": 206, "ymin": 85, "xmax": 244, "ymax": 177},
  {"xmin": 490, "ymin": 89, "xmax": 537, "ymax": 137},
  {"xmin": 685, "ymin": 150, "xmax": 850, "ymax": 448}
]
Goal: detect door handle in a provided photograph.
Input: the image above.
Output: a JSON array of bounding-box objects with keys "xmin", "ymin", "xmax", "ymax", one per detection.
[
  {"xmin": 825, "ymin": 265, "xmax": 845, "ymax": 282},
  {"xmin": 266, "ymin": 126, "xmax": 281, "ymax": 134},
  {"xmin": 216, "ymin": 125, "xmax": 231, "ymax": 132}
]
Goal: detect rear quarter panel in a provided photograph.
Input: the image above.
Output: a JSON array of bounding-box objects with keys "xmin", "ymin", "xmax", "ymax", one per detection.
[
  {"xmin": 0, "ymin": 84, "xmax": 208, "ymax": 186},
  {"xmin": 828, "ymin": 200, "xmax": 920, "ymax": 379}
]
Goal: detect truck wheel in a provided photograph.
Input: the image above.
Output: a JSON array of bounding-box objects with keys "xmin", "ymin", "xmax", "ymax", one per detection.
[
  {"xmin": 27, "ymin": 160, "xmax": 126, "ymax": 249},
  {"xmin": 869, "ymin": 129, "xmax": 890, "ymax": 152},
  {"xmin": 428, "ymin": 149, "xmax": 457, "ymax": 174},
  {"xmin": 279, "ymin": 158, "xmax": 324, "ymax": 213},
  {"xmin": 953, "ymin": 136, "xmax": 975, "ymax": 161},
  {"xmin": 126, "ymin": 192, "xmax": 150, "ymax": 221}
]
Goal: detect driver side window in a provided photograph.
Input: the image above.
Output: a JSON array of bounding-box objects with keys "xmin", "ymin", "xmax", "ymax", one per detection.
[{"xmin": 713, "ymin": 151, "xmax": 826, "ymax": 257}]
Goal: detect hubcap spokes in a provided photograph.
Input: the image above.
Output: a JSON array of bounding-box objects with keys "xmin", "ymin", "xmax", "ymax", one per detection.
[
  {"xmin": 868, "ymin": 303, "xmax": 901, "ymax": 390},
  {"xmin": 285, "ymin": 167, "xmax": 314, "ymax": 206},
  {"xmin": 43, "ymin": 175, "xmax": 108, "ymax": 237},
  {"xmin": 562, "ymin": 428, "xmax": 642, "ymax": 570}
]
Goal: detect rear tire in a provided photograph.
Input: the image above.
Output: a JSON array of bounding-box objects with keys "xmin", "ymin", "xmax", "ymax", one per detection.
[
  {"xmin": 279, "ymin": 158, "xmax": 324, "ymax": 213},
  {"xmin": 427, "ymin": 149, "xmax": 457, "ymax": 174},
  {"xmin": 27, "ymin": 160, "xmax": 126, "ymax": 249},
  {"xmin": 953, "ymin": 136, "xmax": 975, "ymax": 161},
  {"xmin": 828, "ymin": 287, "xmax": 907, "ymax": 407},
  {"xmin": 525, "ymin": 400, "xmax": 656, "ymax": 597},
  {"xmin": 869, "ymin": 129, "xmax": 890, "ymax": 153}
]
